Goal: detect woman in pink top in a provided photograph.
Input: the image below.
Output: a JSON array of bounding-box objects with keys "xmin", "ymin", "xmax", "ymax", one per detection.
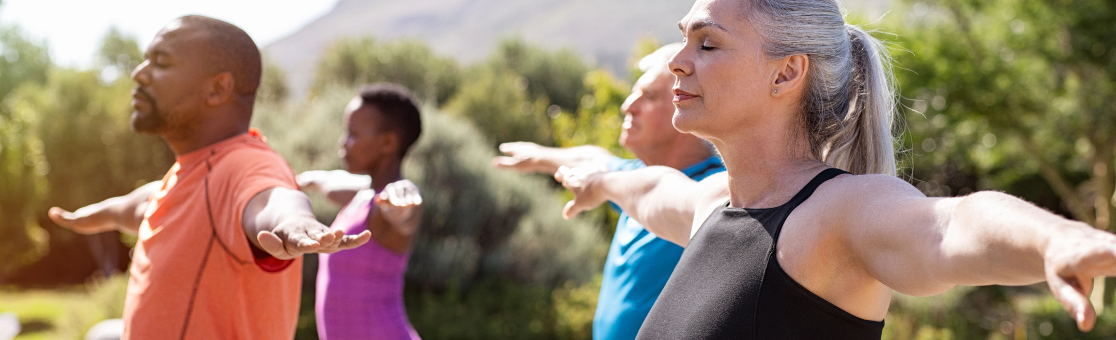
[{"xmin": 299, "ymin": 83, "xmax": 424, "ymax": 340}]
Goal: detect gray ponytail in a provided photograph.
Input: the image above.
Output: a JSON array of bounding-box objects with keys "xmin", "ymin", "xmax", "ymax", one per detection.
[{"xmin": 743, "ymin": 0, "xmax": 897, "ymax": 175}]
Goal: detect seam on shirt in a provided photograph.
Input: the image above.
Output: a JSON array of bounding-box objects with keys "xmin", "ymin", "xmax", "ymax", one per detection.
[
  {"xmin": 204, "ymin": 154, "xmax": 252, "ymax": 266},
  {"xmin": 180, "ymin": 236, "xmax": 214, "ymax": 340}
]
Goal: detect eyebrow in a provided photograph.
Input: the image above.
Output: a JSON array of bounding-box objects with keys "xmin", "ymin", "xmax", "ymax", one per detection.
[{"xmin": 679, "ymin": 19, "xmax": 729, "ymax": 34}]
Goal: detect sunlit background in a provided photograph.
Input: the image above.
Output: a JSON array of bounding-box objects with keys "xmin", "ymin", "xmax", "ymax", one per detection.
[{"xmin": 1, "ymin": 0, "xmax": 1115, "ymax": 339}]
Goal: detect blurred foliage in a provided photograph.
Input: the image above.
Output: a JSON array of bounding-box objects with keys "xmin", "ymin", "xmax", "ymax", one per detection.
[
  {"xmin": 890, "ymin": 0, "xmax": 1116, "ymax": 307},
  {"xmin": 891, "ymin": 0, "xmax": 1116, "ymax": 230},
  {"xmin": 257, "ymin": 59, "xmax": 290, "ymax": 104},
  {"xmin": 488, "ymin": 37, "xmax": 590, "ymax": 112},
  {"xmin": 551, "ymin": 70, "xmax": 631, "ymax": 158},
  {"xmin": 0, "ymin": 23, "xmax": 52, "ymax": 276},
  {"xmin": 96, "ymin": 27, "xmax": 141, "ymax": 79},
  {"xmin": 1, "ymin": 28, "xmax": 172, "ymax": 282},
  {"xmin": 444, "ymin": 66, "xmax": 554, "ymax": 146},
  {"xmin": 0, "ymin": 25, "xmax": 50, "ymax": 99},
  {"xmin": 0, "ymin": 274, "xmax": 127, "ymax": 340},
  {"xmin": 406, "ymin": 275, "xmax": 599, "ymax": 340},
  {"xmin": 312, "ymin": 37, "xmax": 460, "ymax": 106},
  {"xmin": 882, "ymin": 285, "xmax": 1116, "ymax": 339}
]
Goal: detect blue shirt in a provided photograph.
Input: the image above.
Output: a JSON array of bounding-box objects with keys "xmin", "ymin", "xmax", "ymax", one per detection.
[{"xmin": 594, "ymin": 155, "xmax": 725, "ymax": 340}]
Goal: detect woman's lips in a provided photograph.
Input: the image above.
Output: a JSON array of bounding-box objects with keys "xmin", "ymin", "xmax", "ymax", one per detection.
[{"xmin": 673, "ymin": 88, "xmax": 698, "ymax": 103}]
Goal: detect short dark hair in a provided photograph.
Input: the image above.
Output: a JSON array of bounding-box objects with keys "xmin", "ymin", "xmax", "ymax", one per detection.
[
  {"xmin": 177, "ymin": 15, "xmax": 261, "ymax": 96},
  {"xmin": 357, "ymin": 83, "xmax": 423, "ymax": 157}
]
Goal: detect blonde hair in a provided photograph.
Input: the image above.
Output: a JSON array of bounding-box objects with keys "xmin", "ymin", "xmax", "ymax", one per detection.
[{"xmin": 743, "ymin": 0, "xmax": 897, "ymax": 175}]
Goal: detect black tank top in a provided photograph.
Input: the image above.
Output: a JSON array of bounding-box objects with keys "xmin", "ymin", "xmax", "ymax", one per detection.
[{"xmin": 635, "ymin": 168, "xmax": 884, "ymax": 339}]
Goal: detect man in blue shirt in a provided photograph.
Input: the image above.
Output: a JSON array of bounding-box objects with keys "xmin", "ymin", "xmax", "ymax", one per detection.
[{"xmin": 494, "ymin": 43, "xmax": 724, "ymax": 339}]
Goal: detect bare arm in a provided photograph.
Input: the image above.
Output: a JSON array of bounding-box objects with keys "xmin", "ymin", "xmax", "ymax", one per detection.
[
  {"xmin": 836, "ymin": 175, "xmax": 1116, "ymax": 331},
  {"xmin": 493, "ymin": 142, "xmax": 616, "ymax": 174},
  {"xmin": 556, "ymin": 165, "xmax": 728, "ymax": 246},
  {"xmin": 371, "ymin": 180, "xmax": 424, "ymax": 237},
  {"xmin": 243, "ymin": 187, "xmax": 371, "ymax": 260},
  {"xmin": 296, "ymin": 170, "xmax": 372, "ymax": 206},
  {"xmin": 363, "ymin": 180, "xmax": 424, "ymax": 253},
  {"xmin": 48, "ymin": 181, "xmax": 161, "ymax": 235}
]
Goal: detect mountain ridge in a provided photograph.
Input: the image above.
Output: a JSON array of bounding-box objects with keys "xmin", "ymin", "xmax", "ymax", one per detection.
[{"xmin": 263, "ymin": 0, "xmax": 892, "ymax": 96}]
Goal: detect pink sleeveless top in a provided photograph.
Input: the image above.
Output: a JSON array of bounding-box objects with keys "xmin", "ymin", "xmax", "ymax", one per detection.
[{"xmin": 316, "ymin": 190, "xmax": 420, "ymax": 340}]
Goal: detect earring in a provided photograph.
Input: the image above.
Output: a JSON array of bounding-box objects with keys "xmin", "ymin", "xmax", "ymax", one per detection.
[{"xmin": 772, "ymin": 89, "xmax": 778, "ymax": 94}]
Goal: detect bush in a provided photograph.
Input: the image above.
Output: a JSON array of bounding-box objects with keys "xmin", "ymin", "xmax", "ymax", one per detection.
[
  {"xmin": 312, "ymin": 38, "xmax": 460, "ymax": 106},
  {"xmin": 443, "ymin": 66, "xmax": 554, "ymax": 147}
]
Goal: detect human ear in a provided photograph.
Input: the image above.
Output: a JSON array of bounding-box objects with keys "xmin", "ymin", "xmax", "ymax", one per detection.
[
  {"xmin": 206, "ymin": 72, "xmax": 235, "ymax": 106},
  {"xmin": 380, "ymin": 132, "xmax": 401, "ymax": 157},
  {"xmin": 772, "ymin": 54, "xmax": 809, "ymax": 96}
]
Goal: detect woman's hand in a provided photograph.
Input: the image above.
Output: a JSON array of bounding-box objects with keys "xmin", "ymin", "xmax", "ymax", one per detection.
[
  {"xmin": 375, "ymin": 179, "xmax": 423, "ymax": 236},
  {"xmin": 555, "ymin": 165, "xmax": 610, "ymax": 219},
  {"xmin": 1043, "ymin": 226, "xmax": 1116, "ymax": 331}
]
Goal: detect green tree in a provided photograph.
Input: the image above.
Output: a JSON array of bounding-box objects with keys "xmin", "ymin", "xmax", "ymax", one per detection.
[
  {"xmin": 444, "ymin": 67, "xmax": 553, "ymax": 146},
  {"xmin": 257, "ymin": 59, "xmax": 290, "ymax": 104},
  {"xmin": 890, "ymin": 0, "xmax": 1116, "ymax": 304},
  {"xmin": 97, "ymin": 26, "xmax": 142, "ymax": 77},
  {"xmin": 0, "ymin": 25, "xmax": 50, "ymax": 99},
  {"xmin": 312, "ymin": 37, "xmax": 461, "ymax": 106},
  {"xmin": 490, "ymin": 37, "xmax": 590, "ymax": 112},
  {"xmin": 0, "ymin": 23, "xmax": 51, "ymax": 276}
]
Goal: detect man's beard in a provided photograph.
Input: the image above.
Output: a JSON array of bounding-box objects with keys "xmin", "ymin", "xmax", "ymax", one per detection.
[
  {"xmin": 130, "ymin": 88, "xmax": 168, "ymax": 134},
  {"xmin": 131, "ymin": 108, "xmax": 168, "ymax": 134}
]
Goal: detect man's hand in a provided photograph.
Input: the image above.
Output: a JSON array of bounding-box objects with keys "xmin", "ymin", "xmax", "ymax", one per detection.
[
  {"xmin": 48, "ymin": 205, "xmax": 119, "ymax": 235},
  {"xmin": 555, "ymin": 165, "xmax": 611, "ymax": 220},
  {"xmin": 1043, "ymin": 228, "xmax": 1116, "ymax": 332},
  {"xmin": 493, "ymin": 142, "xmax": 561, "ymax": 174},
  {"xmin": 47, "ymin": 181, "xmax": 158, "ymax": 235},
  {"xmin": 256, "ymin": 217, "xmax": 371, "ymax": 260},
  {"xmin": 246, "ymin": 187, "xmax": 370, "ymax": 260},
  {"xmin": 374, "ymin": 179, "xmax": 423, "ymax": 236}
]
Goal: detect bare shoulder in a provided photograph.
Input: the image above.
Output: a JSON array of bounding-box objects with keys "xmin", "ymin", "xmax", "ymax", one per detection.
[
  {"xmin": 813, "ymin": 173, "xmax": 924, "ymax": 207},
  {"xmin": 689, "ymin": 172, "xmax": 731, "ymax": 238},
  {"xmin": 798, "ymin": 173, "xmax": 931, "ymax": 231}
]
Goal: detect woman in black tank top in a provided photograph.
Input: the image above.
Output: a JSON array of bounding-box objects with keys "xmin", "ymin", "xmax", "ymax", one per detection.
[{"xmin": 554, "ymin": 0, "xmax": 1116, "ymax": 338}]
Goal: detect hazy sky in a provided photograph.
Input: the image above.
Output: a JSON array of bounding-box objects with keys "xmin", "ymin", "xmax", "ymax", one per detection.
[{"xmin": 0, "ymin": 0, "xmax": 339, "ymax": 68}]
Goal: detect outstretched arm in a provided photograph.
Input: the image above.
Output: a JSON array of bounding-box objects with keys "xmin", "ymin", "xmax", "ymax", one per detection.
[
  {"xmin": 365, "ymin": 179, "xmax": 424, "ymax": 253},
  {"xmin": 244, "ymin": 187, "xmax": 371, "ymax": 260},
  {"xmin": 48, "ymin": 181, "xmax": 161, "ymax": 235},
  {"xmin": 493, "ymin": 141, "xmax": 616, "ymax": 174},
  {"xmin": 297, "ymin": 170, "xmax": 372, "ymax": 206},
  {"xmin": 556, "ymin": 165, "xmax": 728, "ymax": 246},
  {"xmin": 836, "ymin": 175, "xmax": 1116, "ymax": 331}
]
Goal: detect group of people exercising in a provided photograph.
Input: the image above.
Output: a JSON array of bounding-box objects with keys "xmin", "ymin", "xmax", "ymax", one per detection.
[{"xmin": 48, "ymin": 0, "xmax": 1116, "ymax": 339}]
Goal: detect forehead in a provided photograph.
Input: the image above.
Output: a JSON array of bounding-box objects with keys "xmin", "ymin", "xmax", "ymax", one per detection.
[
  {"xmin": 147, "ymin": 21, "xmax": 208, "ymax": 54},
  {"xmin": 344, "ymin": 98, "xmax": 385, "ymax": 125},
  {"xmin": 634, "ymin": 67, "xmax": 673, "ymax": 91},
  {"xmin": 681, "ymin": 0, "xmax": 743, "ymax": 32}
]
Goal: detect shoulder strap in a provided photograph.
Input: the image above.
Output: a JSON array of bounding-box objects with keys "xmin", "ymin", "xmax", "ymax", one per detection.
[{"xmin": 781, "ymin": 168, "xmax": 848, "ymax": 212}]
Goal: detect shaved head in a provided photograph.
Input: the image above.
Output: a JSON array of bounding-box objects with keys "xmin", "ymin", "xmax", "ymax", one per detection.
[{"xmin": 173, "ymin": 15, "xmax": 262, "ymax": 97}]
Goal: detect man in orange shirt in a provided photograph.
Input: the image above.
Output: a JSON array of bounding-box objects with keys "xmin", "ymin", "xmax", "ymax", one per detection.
[{"xmin": 46, "ymin": 15, "xmax": 370, "ymax": 339}]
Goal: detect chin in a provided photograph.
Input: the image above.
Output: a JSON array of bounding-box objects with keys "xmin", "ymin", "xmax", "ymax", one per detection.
[{"xmin": 130, "ymin": 111, "xmax": 163, "ymax": 134}]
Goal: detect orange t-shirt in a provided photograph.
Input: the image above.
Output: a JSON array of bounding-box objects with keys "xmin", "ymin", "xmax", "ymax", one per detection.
[{"xmin": 122, "ymin": 130, "xmax": 302, "ymax": 340}]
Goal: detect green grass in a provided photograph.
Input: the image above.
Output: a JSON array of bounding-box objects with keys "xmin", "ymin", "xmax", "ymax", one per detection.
[{"xmin": 0, "ymin": 274, "xmax": 127, "ymax": 340}]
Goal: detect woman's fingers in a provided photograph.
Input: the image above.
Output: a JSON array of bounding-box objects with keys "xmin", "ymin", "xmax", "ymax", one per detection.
[{"xmin": 1047, "ymin": 272, "xmax": 1096, "ymax": 331}]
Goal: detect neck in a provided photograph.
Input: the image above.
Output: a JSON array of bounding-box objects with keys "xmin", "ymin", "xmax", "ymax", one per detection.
[
  {"xmin": 633, "ymin": 135, "xmax": 714, "ymax": 171},
  {"xmin": 164, "ymin": 106, "xmax": 251, "ymax": 156},
  {"xmin": 164, "ymin": 124, "xmax": 247, "ymax": 156},
  {"xmin": 367, "ymin": 157, "xmax": 404, "ymax": 192},
  {"xmin": 709, "ymin": 117, "xmax": 826, "ymax": 209}
]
